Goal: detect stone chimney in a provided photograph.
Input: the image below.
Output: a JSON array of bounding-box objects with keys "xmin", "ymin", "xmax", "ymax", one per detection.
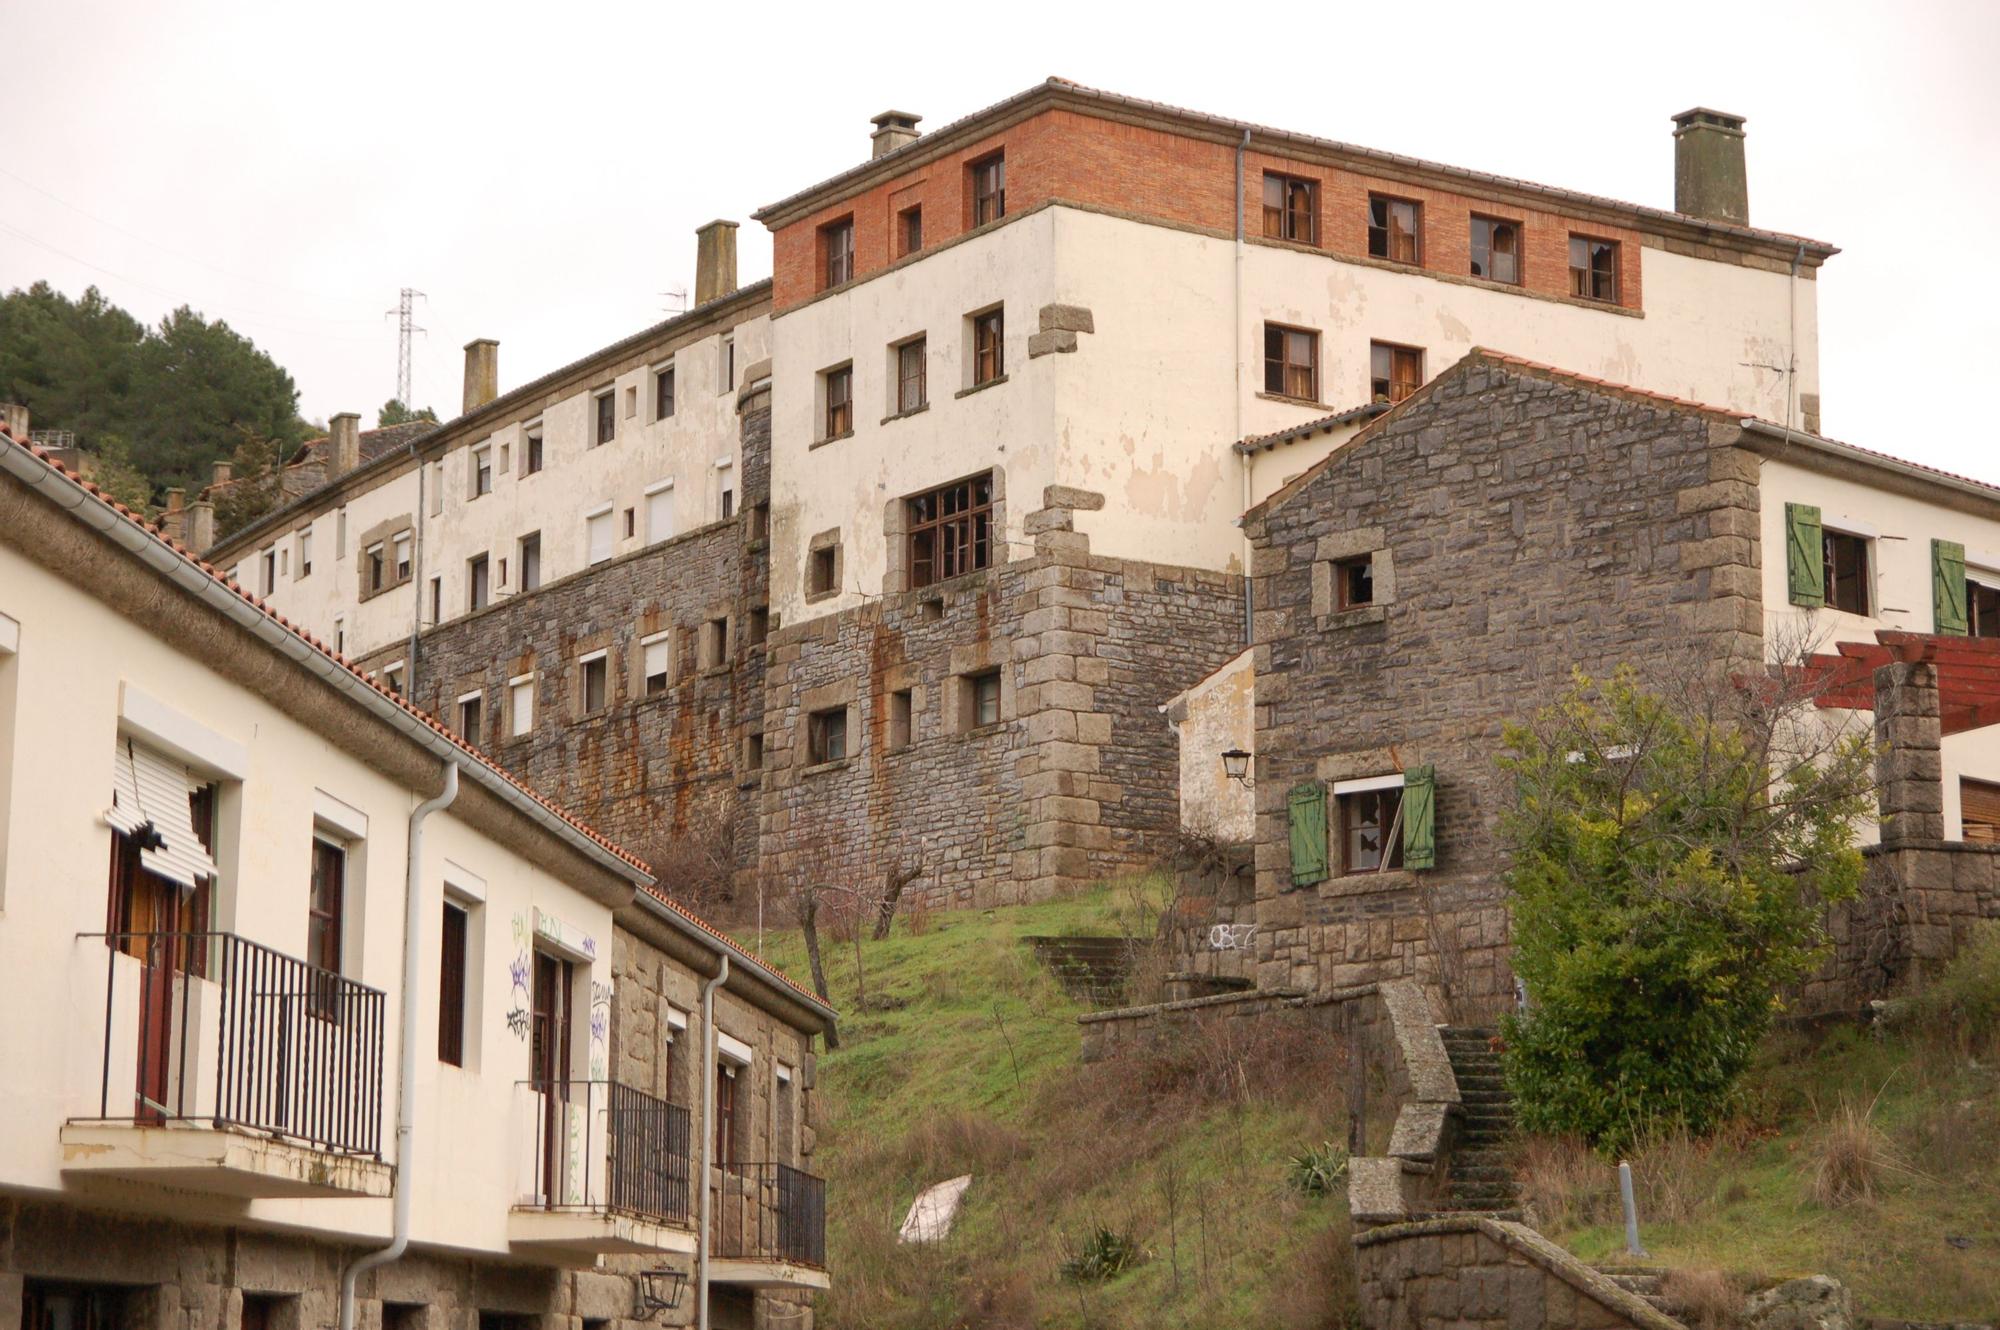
[
  {"xmin": 211, "ymin": 459, "xmax": 234, "ymax": 488},
  {"xmin": 694, "ymin": 220, "xmax": 739, "ymax": 307},
  {"xmin": 870, "ymin": 110, "xmax": 921, "ymax": 160},
  {"xmin": 165, "ymin": 487, "xmax": 184, "ymax": 516},
  {"xmin": 1874, "ymin": 659, "xmax": 1944, "ymax": 845},
  {"xmin": 329, "ymin": 412, "xmax": 362, "ymax": 475},
  {"xmin": 463, "ymin": 339, "xmax": 499, "ymax": 415},
  {"xmin": 187, "ymin": 500, "xmax": 215, "ymax": 553},
  {"xmin": 1672, "ymin": 108, "xmax": 1749, "ymax": 226},
  {"xmin": 1, "ymin": 403, "xmax": 28, "ymax": 438}
]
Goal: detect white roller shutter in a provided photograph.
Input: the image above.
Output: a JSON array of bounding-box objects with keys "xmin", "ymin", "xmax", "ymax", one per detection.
[{"xmin": 105, "ymin": 738, "xmax": 217, "ymax": 890}]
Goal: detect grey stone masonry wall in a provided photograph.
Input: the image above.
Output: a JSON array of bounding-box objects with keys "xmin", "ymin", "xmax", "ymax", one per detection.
[
  {"xmin": 1243, "ymin": 356, "xmax": 1764, "ymax": 1011},
  {"xmin": 759, "ymin": 487, "xmax": 1244, "ymax": 910},
  {"xmin": 362, "ymin": 394, "xmax": 773, "ymax": 894}
]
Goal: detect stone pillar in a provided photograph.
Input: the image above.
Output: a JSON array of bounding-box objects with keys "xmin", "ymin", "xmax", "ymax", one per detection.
[
  {"xmin": 1874, "ymin": 660, "xmax": 1943, "ymax": 844},
  {"xmin": 694, "ymin": 220, "xmax": 739, "ymax": 307},
  {"xmin": 1672, "ymin": 107, "xmax": 1749, "ymax": 225},
  {"xmin": 462, "ymin": 339, "xmax": 499, "ymax": 415}
]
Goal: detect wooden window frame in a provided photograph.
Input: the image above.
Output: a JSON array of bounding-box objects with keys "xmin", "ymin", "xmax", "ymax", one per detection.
[
  {"xmin": 1823, "ymin": 529, "xmax": 1871, "ymax": 616},
  {"xmin": 1568, "ymin": 235, "xmax": 1620, "ymax": 303},
  {"xmin": 1262, "ymin": 323, "xmax": 1319, "ymax": 401},
  {"xmin": 1366, "ymin": 194, "xmax": 1421, "ymax": 264},
  {"xmin": 808, "ymin": 706, "xmax": 848, "ymax": 765},
  {"xmin": 641, "ymin": 633, "xmax": 671, "ymax": 697},
  {"xmin": 307, "ymin": 837, "xmax": 345, "ymax": 1019},
  {"xmin": 1470, "ymin": 214, "xmax": 1522, "ymax": 285},
  {"xmin": 821, "ymin": 217, "xmax": 855, "ymax": 290},
  {"xmin": 393, "ymin": 532, "xmax": 412, "ymax": 582},
  {"xmin": 594, "ymin": 391, "xmax": 616, "ymax": 446},
  {"xmin": 823, "ymin": 365, "xmax": 853, "ymax": 439},
  {"xmin": 896, "ymin": 337, "xmax": 927, "ymax": 413},
  {"xmin": 1339, "ymin": 787, "xmax": 1404, "ymax": 874},
  {"xmin": 907, "ymin": 472, "xmax": 995, "ymax": 590},
  {"xmin": 898, "ymin": 204, "xmax": 923, "ymax": 257},
  {"xmin": 580, "ymin": 653, "xmax": 609, "ymax": 715},
  {"xmin": 438, "ymin": 900, "xmax": 467, "ymax": 1066},
  {"xmin": 972, "ymin": 308, "xmax": 1004, "ymax": 386},
  {"xmin": 966, "ymin": 669, "xmax": 1002, "ymax": 729},
  {"xmin": 1369, "ymin": 341, "xmax": 1425, "ymax": 404},
  {"xmin": 969, "ymin": 152, "xmax": 1006, "ymax": 227},
  {"xmin": 473, "ymin": 447, "xmax": 493, "ymax": 497},
  {"xmin": 1971, "ymin": 578, "xmax": 2000, "ymax": 639},
  {"xmin": 1334, "ymin": 554, "xmax": 1374, "ymax": 609},
  {"xmin": 1261, "ymin": 173, "xmax": 1319, "ymax": 245}
]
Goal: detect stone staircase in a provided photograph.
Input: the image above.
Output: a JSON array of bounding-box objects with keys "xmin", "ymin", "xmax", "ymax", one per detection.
[
  {"xmin": 1440, "ymin": 1025, "xmax": 1521, "ymax": 1215},
  {"xmin": 1598, "ymin": 1268, "xmax": 1673, "ymax": 1315},
  {"xmin": 1025, "ymin": 935, "xmax": 1143, "ymax": 1005}
]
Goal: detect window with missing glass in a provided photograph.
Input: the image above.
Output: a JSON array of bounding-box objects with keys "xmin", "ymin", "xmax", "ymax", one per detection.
[
  {"xmin": 1262, "ymin": 173, "xmax": 1318, "ymax": 244},
  {"xmin": 1366, "ymin": 195, "xmax": 1420, "ymax": 263},
  {"xmin": 897, "ymin": 338, "xmax": 927, "ymax": 413},
  {"xmin": 595, "ymin": 392, "xmax": 616, "ymax": 445},
  {"xmin": 1470, "ymin": 215, "xmax": 1521, "ymax": 284},
  {"xmin": 1823, "ymin": 529, "xmax": 1870, "ymax": 615},
  {"xmin": 972, "ymin": 309, "xmax": 1004, "ymax": 385},
  {"xmin": 1263, "ymin": 324, "xmax": 1318, "ymax": 400},
  {"xmin": 1569, "ymin": 235, "xmax": 1619, "ymax": 302},
  {"xmin": 808, "ymin": 707, "xmax": 848, "ymax": 764},
  {"xmin": 822, "ymin": 217, "xmax": 854, "ymax": 289},
  {"xmin": 655, "ymin": 368, "xmax": 675, "ymax": 420},
  {"xmin": 1334, "ymin": 554, "xmax": 1374, "ymax": 609},
  {"xmin": 908, "ymin": 473, "xmax": 994, "ymax": 589},
  {"xmin": 824, "ymin": 366, "xmax": 853, "ymax": 438},
  {"xmin": 1340, "ymin": 786, "xmax": 1403, "ymax": 874},
  {"xmin": 899, "ymin": 205, "xmax": 923, "ymax": 256},
  {"xmin": 970, "ymin": 152, "xmax": 1005, "ymax": 225},
  {"xmin": 1369, "ymin": 342, "xmax": 1424, "ymax": 404}
]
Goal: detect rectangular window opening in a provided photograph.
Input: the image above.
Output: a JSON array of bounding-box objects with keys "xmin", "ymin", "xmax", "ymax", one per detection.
[
  {"xmin": 1340, "ymin": 787, "xmax": 1404, "ymax": 874},
  {"xmin": 1569, "ymin": 235, "xmax": 1620, "ymax": 302},
  {"xmin": 907, "ymin": 473, "xmax": 994, "ymax": 589},
  {"xmin": 1470, "ymin": 215, "xmax": 1521, "ymax": 284},
  {"xmin": 808, "ymin": 707, "xmax": 848, "ymax": 765},
  {"xmin": 1369, "ymin": 342, "xmax": 1425, "ymax": 404},
  {"xmin": 1262, "ymin": 173, "xmax": 1319, "ymax": 244},
  {"xmin": 1263, "ymin": 324, "xmax": 1319, "ymax": 401}
]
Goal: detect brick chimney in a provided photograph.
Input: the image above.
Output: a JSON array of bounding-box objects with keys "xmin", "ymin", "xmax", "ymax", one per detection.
[
  {"xmin": 463, "ymin": 339, "xmax": 499, "ymax": 414},
  {"xmin": 329, "ymin": 412, "xmax": 362, "ymax": 475},
  {"xmin": 1874, "ymin": 660, "xmax": 1944, "ymax": 845},
  {"xmin": 870, "ymin": 110, "xmax": 921, "ymax": 160},
  {"xmin": 1672, "ymin": 108, "xmax": 1749, "ymax": 226},
  {"xmin": 1, "ymin": 403, "xmax": 28, "ymax": 438},
  {"xmin": 694, "ymin": 220, "xmax": 739, "ymax": 307}
]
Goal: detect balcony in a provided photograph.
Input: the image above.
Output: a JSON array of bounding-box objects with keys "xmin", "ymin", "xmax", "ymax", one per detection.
[
  {"xmin": 62, "ymin": 931, "xmax": 392, "ymax": 1199},
  {"xmin": 711, "ymin": 1162, "xmax": 829, "ymax": 1289},
  {"xmin": 508, "ymin": 1079, "xmax": 697, "ymax": 1257}
]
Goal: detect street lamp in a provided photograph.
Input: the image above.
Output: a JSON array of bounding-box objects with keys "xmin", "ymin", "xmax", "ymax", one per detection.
[
  {"xmin": 1221, "ymin": 747, "xmax": 1253, "ymax": 786},
  {"xmin": 635, "ymin": 1269, "xmax": 689, "ymax": 1320}
]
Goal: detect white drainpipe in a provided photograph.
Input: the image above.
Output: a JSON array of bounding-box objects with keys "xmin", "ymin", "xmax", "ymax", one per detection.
[
  {"xmin": 338, "ymin": 760, "xmax": 459, "ymax": 1330},
  {"xmin": 696, "ymin": 953, "xmax": 731, "ymax": 1330}
]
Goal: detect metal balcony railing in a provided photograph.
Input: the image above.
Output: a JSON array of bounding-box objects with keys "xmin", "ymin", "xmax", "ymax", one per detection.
[
  {"xmin": 713, "ymin": 1162, "xmax": 828, "ymax": 1269},
  {"xmin": 517, "ymin": 1079, "xmax": 694, "ymax": 1227},
  {"xmin": 81, "ymin": 931, "xmax": 386, "ymax": 1158}
]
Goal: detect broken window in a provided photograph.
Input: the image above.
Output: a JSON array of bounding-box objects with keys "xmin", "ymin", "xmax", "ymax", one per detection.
[{"xmin": 907, "ymin": 473, "xmax": 993, "ymax": 589}]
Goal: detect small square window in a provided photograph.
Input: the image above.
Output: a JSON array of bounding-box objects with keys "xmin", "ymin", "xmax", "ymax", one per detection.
[
  {"xmin": 1366, "ymin": 195, "xmax": 1421, "ymax": 264},
  {"xmin": 1569, "ymin": 235, "xmax": 1619, "ymax": 302},
  {"xmin": 808, "ymin": 707, "xmax": 848, "ymax": 764},
  {"xmin": 1263, "ymin": 173, "xmax": 1319, "ymax": 244},
  {"xmin": 972, "ymin": 309, "xmax": 1004, "ymax": 386},
  {"xmin": 809, "ymin": 545, "xmax": 837, "ymax": 597},
  {"xmin": 581, "ymin": 655, "xmax": 609, "ymax": 715},
  {"xmin": 888, "ymin": 689, "xmax": 913, "ymax": 751},
  {"xmin": 1263, "ymin": 324, "xmax": 1318, "ymax": 401},
  {"xmin": 899, "ymin": 205, "xmax": 923, "ymax": 257},
  {"xmin": 1369, "ymin": 342, "xmax": 1424, "ymax": 404},
  {"xmin": 1341, "ymin": 787, "xmax": 1403, "ymax": 874},
  {"xmin": 1334, "ymin": 554, "xmax": 1374, "ymax": 609}
]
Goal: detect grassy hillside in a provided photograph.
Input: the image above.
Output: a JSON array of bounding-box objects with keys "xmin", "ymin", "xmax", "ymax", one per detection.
[
  {"xmin": 756, "ymin": 882, "xmax": 1359, "ymax": 1330},
  {"xmin": 1525, "ymin": 926, "xmax": 2000, "ymax": 1320}
]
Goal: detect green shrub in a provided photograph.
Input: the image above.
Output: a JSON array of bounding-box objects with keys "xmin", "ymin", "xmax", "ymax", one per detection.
[
  {"xmin": 1905, "ymin": 920, "xmax": 2000, "ymax": 1056},
  {"xmin": 1498, "ymin": 668, "xmax": 1873, "ymax": 1152},
  {"xmin": 1285, "ymin": 1142, "xmax": 1349, "ymax": 1197},
  {"xmin": 1059, "ymin": 1226, "xmax": 1142, "ymax": 1283}
]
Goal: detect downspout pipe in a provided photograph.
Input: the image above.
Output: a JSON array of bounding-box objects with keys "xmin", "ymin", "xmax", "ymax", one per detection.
[
  {"xmin": 1234, "ymin": 127, "xmax": 1254, "ymax": 646},
  {"xmin": 697, "ymin": 953, "xmax": 731, "ymax": 1330},
  {"xmin": 407, "ymin": 441, "xmax": 427, "ymax": 698},
  {"xmin": 339, "ymin": 760, "xmax": 459, "ymax": 1330}
]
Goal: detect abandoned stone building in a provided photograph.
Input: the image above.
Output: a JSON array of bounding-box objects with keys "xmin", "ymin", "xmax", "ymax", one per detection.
[
  {"xmin": 1150, "ymin": 350, "xmax": 2000, "ymax": 1016},
  {"xmin": 190, "ymin": 80, "xmax": 1840, "ymax": 922}
]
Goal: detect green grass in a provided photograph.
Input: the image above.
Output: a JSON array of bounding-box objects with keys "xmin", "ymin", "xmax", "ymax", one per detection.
[
  {"xmin": 1534, "ymin": 1011, "xmax": 2000, "ymax": 1319},
  {"xmin": 751, "ymin": 880, "xmax": 1357, "ymax": 1330}
]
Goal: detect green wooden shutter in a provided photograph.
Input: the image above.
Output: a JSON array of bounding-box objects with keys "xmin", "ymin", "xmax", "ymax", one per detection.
[
  {"xmin": 1402, "ymin": 765, "xmax": 1436, "ymax": 871},
  {"xmin": 1287, "ymin": 783, "xmax": 1328, "ymax": 887},
  {"xmin": 1785, "ymin": 503, "xmax": 1824, "ymax": 608},
  {"xmin": 1934, "ymin": 539, "xmax": 1969, "ymax": 636}
]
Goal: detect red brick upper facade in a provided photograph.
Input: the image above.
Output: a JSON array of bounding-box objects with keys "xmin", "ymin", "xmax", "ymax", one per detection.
[{"xmin": 761, "ymin": 81, "xmax": 1835, "ymax": 315}]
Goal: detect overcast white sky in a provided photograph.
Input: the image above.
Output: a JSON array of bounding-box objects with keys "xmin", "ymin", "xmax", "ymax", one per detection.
[{"xmin": 4, "ymin": 0, "xmax": 1996, "ymax": 476}]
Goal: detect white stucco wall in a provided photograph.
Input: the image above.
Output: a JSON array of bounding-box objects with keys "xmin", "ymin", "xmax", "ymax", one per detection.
[
  {"xmin": 0, "ymin": 540, "xmax": 618, "ymax": 1252},
  {"xmin": 227, "ymin": 316, "xmax": 769, "ymax": 665},
  {"xmin": 770, "ymin": 204, "xmax": 1819, "ymax": 623}
]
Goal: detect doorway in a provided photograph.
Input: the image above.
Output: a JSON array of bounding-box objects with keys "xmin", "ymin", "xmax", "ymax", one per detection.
[{"xmin": 529, "ymin": 949, "xmax": 574, "ymax": 1204}]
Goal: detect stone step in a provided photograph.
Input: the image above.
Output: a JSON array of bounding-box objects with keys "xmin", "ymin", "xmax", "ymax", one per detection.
[
  {"xmin": 1452, "ymin": 1148, "xmax": 1509, "ymax": 1165},
  {"xmin": 1448, "ymin": 1186, "xmax": 1521, "ymax": 1205},
  {"xmin": 1599, "ymin": 1270, "xmax": 1671, "ymax": 1313},
  {"xmin": 1451, "ymin": 1164, "xmax": 1514, "ymax": 1183}
]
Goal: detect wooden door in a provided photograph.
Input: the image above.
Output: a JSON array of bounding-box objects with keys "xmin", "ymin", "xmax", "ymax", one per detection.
[
  {"xmin": 110, "ymin": 833, "xmax": 180, "ymax": 1122},
  {"xmin": 530, "ymin": 951, "xmax": 573, "ymax": 1203}
]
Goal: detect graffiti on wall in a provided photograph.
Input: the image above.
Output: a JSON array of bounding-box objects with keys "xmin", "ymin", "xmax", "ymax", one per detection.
[
  {"xmin": 505, "ymin": 910, "xmax": 531, "ymax": 1040},
  {"xmin": 589, "ymin": 980, "xmax": 612, "ymax": 1080}
]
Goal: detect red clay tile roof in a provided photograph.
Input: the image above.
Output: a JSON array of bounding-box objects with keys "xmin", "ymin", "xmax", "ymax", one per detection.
[{"xmin": 2, "ymin": 422, "xmax": 833, "ymax": 1014}]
